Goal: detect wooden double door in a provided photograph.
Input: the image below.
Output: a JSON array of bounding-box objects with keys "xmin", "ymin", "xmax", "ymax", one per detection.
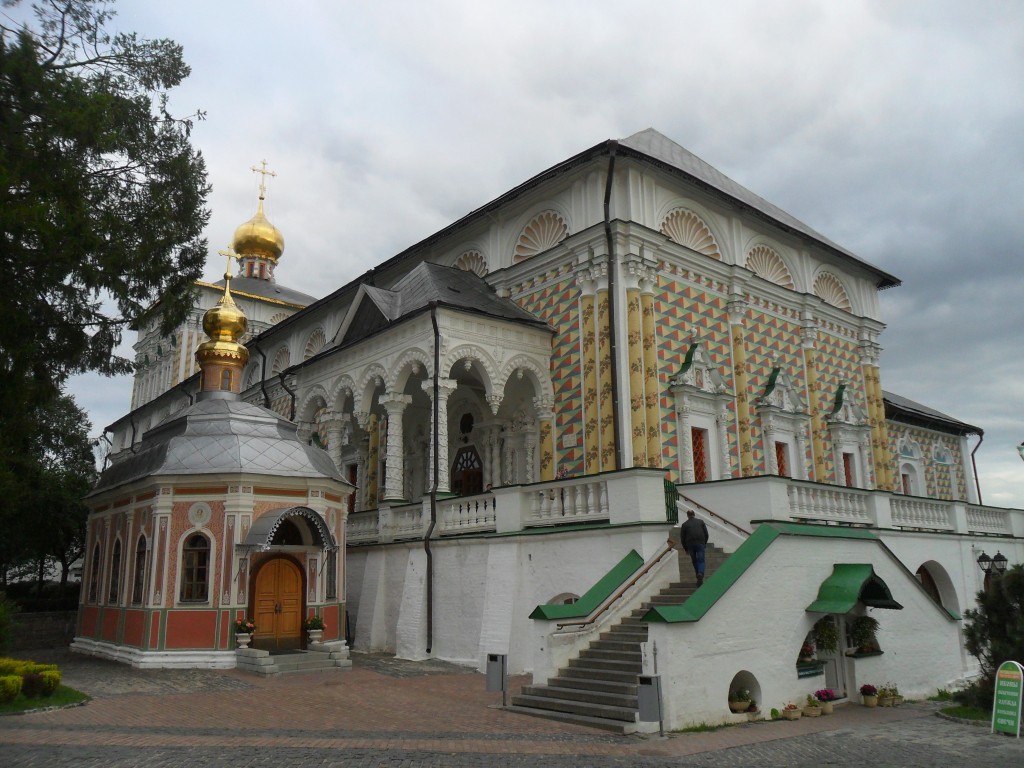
[{"xmin": 253, "ymin": 557, "xmax": 303, "ymax": 651}]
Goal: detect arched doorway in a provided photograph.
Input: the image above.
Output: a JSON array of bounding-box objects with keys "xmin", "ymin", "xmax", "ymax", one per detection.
[{"xmin": 253, "ymin": 556, "xmax": 304, "ymax": 651}]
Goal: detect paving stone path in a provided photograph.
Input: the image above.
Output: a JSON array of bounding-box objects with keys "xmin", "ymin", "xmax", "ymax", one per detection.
[{"xmin": 1, "ymin": 649, "xmax": 1022, "ymax": 767}]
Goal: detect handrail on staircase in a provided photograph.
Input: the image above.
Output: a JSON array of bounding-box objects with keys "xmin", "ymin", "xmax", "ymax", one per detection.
[
  {"xmin": 555, "ymin": 541, "xmax": 675, "ymax": 630},
  {"xmin": 678, "ymin": 492, "xmax": 751, "ymax": 537}
]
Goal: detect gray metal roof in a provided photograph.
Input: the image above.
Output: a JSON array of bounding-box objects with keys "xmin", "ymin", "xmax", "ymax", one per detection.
[
  {"xmin": 618, "ymin": 129, "xmax": 901, "ymax": 289},
  {"xmin": 883, "ymin": 390, "xmax": 981, "ymax": 436},
  {"xmin": 210, "ymin": 276, "xmax": 316, "ymax": 307},
  {"xmin": 91, "ymin": 398, "xmax": 343, "ymax": 496}
]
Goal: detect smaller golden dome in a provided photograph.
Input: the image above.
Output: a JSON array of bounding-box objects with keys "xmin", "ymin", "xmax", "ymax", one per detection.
[
  {"xmin": 231, "ymin": 199, "xmax": 285, "ymax": 262},
  {"xmin": 196, "ymin": 262, "xmax": 249, "ymax": 371}
]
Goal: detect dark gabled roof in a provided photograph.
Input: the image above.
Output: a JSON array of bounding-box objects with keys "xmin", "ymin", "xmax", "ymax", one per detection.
[
  {"xmin": 883, "ymin": 390, "xmax": 982, "ymax": 436},
  {"xmin": 339, "ymin": 262, "xmax": 547, "ymax": 348}
]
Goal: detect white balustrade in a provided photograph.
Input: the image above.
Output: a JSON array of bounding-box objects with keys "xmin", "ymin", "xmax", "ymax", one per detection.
[
  {"xmin": 389, "ymin": 503, "xmax": 426, "ymax": 540},
  {"xmin": 787, "ymin": 483, "xmax": 870, "ymax": 525},
  {"xmin": 526, "ymin": 477, "xmax": 609, "ymax": 527},
  {"xmin": 966, "ymin": 505, "xmax": 1011, "ymax": 535},
  {"xmin": 891, "ymin": 497, "xmax": 954, "ymax": 531},
  {"xmin": 347, "ymin": 511, "xmax": 380, "ymax": 543},
  {"xmin": 440, "ymin": 494, "xmax": 497, "ymax": 535}
]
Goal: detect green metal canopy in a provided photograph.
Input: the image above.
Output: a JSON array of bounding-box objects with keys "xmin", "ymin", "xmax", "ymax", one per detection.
[{"xmin": 806, "ymin": 564, "xmax": 903, "ymax": 613}]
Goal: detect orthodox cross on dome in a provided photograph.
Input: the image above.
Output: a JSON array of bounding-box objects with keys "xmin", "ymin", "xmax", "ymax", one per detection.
[
  {"xmin": 250, "ymin": 159, "xmax": 277, "ymax": 200},
  {"xmin": 217, "ymin": 247, "xmax": 240, "ymax": 291}
]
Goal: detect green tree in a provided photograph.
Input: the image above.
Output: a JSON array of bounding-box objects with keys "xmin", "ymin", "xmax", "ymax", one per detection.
[{"xmin": 961, "ymin": 565, "xmax": 1024, "ymax": 709}]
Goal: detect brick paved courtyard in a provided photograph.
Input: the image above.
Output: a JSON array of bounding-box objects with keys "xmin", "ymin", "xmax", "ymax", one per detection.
[{"xmin": 1, "ymin": 649, "xmax": 1022, "ymax": 767}]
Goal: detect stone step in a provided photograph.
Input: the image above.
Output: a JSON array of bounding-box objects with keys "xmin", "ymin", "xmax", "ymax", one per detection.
[
  {"xmin": 520, "ymin": 684, "xmax": 638, "ymax": 709},
  {"xmin": 567, "ymin": 656, "xmax": 641, "ymax": 673},
  {"xmin": 509, "ymin": 693, "xmax": 638, "ymax": 723},
  {"xmin": 546, "ymin": 675, "xmax": 638, "ymax": 696},
  {"xmin": 590, "ymin": 638, "xmax": 644, "ymax": 653},
  {"xmin": 578, "ymin": 648, "xmax": 641, "ymax": 664},
  {"xmin": 560, "ymin": 665, "xmax": 639, "ymax": 683},
  {"xmin": 504, "ymin": 705, "xmax": 636, "ymax": 734}
]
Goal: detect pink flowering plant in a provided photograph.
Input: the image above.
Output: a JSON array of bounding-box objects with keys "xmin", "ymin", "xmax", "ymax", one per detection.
[
  {"xmin": 815, "ymin": 688, "xmax": 837, "ymax": 702},
  {"xmin": 235, "ymin": 616, "xmax": 256, "ymax": 634},
  {"xmin": 859, "ymin": 683, "xmax": 878, "ymax": 696}
]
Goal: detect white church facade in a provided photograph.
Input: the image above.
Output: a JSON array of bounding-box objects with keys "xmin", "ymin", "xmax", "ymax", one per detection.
[{"xmin": 79, "ymin": 129, "xmax": 1023, "ymax": 730}]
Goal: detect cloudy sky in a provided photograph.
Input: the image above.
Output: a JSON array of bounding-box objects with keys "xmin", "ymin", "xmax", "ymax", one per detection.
[{"xmin": 37, "ymin": 0, "xmax": 1024, "ymax": 506}]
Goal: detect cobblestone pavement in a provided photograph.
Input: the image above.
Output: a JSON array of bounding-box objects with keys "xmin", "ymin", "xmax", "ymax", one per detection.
[{"xmin": 1, "ymin": 649, "xmax": 1022, "ymax": 767}]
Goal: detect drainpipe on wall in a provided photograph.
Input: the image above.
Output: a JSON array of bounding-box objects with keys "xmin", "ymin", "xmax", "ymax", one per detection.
[
  {"xmin": 280, "ymin": 371, "xmax": 297, "ymax": 421},
  {"xmin": 425, "ymin": 302, "xmax": 440, "ymax": 654},
  {"xmin": 602, "ymin": 141, "xmax": 623, "ymax": 468},
  {"xmin": 970, "ymin": 431, "xmax": 984, "ymax": 505},
  {"xmin": 252, "ymin": 338, "xmax": 272, "ymax": 409}
]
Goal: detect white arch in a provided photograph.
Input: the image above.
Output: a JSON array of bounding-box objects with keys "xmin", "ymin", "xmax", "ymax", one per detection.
[
  {"xmin": 387, "ymin": 347, "xmax": 433, "ymax": 392},
  {"xmin": 812, "ymin": 269, "xmax": 854, "ymax": 313},
  {"xmin": 358, "ymin": 363, "xmax": 388, "ymax": 410},
  {"xmin": 330, "ymin": 374, "xmax": 357, "ymax": 413},
  {"xmin": 915, "ymin": 559, "xmax": 961, "ymax": 615},
  {"xmin": 270, "ymin": 345, "xmax": 290, "ymax": 376},
  {"xmin": 509, "ymin": 206, "xmax": 572, "ymax": 265},
  {"xmin": 500, "ymin": 354, "xmax": 555, "ymax": 404},
  {"xmin": 296, "ymin": 385, "xmax": 330, "ymax": 424},
  {"xmin": 659, "ymin": 207, "xmax": 722, "ymax": 261},
  {"xmin": 444, "ymin": 345, "xmax": 498, "ymax": 393},
  {"xmin": 745, "ymin": 243, "xmax": 796, "ymax": 290},
  {"xmin": 303, "ymin": 327, "xmax": 327, "ymax": 360}
]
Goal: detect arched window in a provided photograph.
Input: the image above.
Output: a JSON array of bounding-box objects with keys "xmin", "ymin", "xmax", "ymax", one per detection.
[
  {"xmin": 132, "ymin": 536, "xmax": 147, "ymax": 605},
  {"xmin": 88, "ymin": 543, "xmax": 101, "ymax": 603},
  {"xmin": 180, "ymin": 533, "xmax": 211, "ymax": 602},
  {"xmin": 108, "ymin": 539, "xmax": 122, "ymax": 604},
  {"xmin": 220, "ymin": 369, "xmax": 232, "ymax": 390}
]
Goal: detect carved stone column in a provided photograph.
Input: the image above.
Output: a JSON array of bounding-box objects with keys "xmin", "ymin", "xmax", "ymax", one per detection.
[
  {"xmin": 422, "ymin": 378, "xmax": 458, "ymax": 494},
  {"xmin": 535, "ymin": 398, "xmax": 555, "ymax": 481},
  {"xmin": 380, "ymin": 393, "xmax": 412, "ymax": 501},
  {"xmin": 675, "ymin": 400, "xmax": 695, "ymax": 484}
]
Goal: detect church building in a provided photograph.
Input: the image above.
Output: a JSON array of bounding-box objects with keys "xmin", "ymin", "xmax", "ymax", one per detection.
[{"xmin": 80, "ymin": 130, "xmax": 1022, "ymax": 729}]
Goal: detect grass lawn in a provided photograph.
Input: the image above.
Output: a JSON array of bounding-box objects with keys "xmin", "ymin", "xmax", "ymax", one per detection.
[
  {"xmin": 939, "ymin": 704, "xmax": 989, "ymax": 721},
  {"xmin": 0, "ymin": 685, "xmax": 89, "ymax": 715}
]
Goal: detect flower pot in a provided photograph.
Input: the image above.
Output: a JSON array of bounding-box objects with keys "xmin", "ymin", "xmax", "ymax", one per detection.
[
  {"xmin": 820, "ymin": 701, "xmax": 834, "ymax": 715},
  {"xmin": 862, "ymin": 695, "xmax": 878, "ymax": 707},
  {"xmin": 235, "ymin": 632, "xmax": 251, "ymax": 649},
  {"xmin": 803, "ymin": 706, "xmax": 822, "ymax": 717},
  {"xmin": 782, "ymin": 708, "xmax": 802, "ymax": 720},
  {"xmin": 878, "ymin": 696, "xmax": 893, "ymax": 707},
  {"xmin": 892, "ymin": 695, "xmax": 904, "ymax": 706},
  {"xmin": 307, "ymin": 629, "xmax": 324, "ymax": 643},
  {"xmin": 729, "ymin": 700, "xmax": 751, "ymax": 713}
]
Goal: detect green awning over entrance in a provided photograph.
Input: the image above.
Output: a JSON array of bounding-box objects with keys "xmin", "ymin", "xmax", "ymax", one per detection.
[{"xmin": 806, "ymin": 564, "xmax": 903, "ymax": 613}]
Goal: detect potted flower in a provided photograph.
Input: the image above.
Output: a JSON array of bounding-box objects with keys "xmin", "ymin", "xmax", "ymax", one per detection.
[
  {"xmin": 889, "ymin": 682, "xmax": 903, "ymax": 706},
  {"xmin": 860, "ymin": 683, "xmax": 878, "ymax": 707},
  {"xmin": 303, "ymin": 615, "xmax": 326, "ymax": 643},
  {"xmin": 234, "ymin": 616, "xmax": 256, "ymax": 649},
  {"xmin": 850, "ymin": 615, "xmax": 880, "ymax": 654},
  {"xmin": 877, "ymin": 682, "xmax": 898, "ymax": 707},
  {"xmin": 728, "ymin": 688, "xmax": 752, "ymax": 713},
  {"xmin": 813, "ymin": 617, "xmax": 840, "ymax": 655},
  {"xmin": 803, "ymin": 694, "xmax": 822, "ymax": 717},
  {"xmin": 798, "ymin": 641, "xmax": 815, "ymax": 663},
  {"xmin": 815, "ymin": 688, "xmax": 837, "ymax": 715},
  {"xmin": 782, "ymin": 702, "xmax": 802, "ymax": 720}
]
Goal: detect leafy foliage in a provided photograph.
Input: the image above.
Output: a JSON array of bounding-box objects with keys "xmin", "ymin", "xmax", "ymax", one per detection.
[{"xmin": 960, "ymin": 565, "xmax": 1024, "ymax": 710}]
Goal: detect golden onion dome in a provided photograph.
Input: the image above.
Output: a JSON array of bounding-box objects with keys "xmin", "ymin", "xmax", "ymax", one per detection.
[
  {"xmin": 196, "ymin": 260, "xmax": 249, "ymax": 370},
  {"xmin": 231, "ymin": 199, "xmax": 285, "ymax": 262}
]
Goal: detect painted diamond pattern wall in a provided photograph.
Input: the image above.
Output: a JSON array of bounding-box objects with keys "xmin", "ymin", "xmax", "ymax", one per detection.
[
  {"xmin": 515, "ymin": 272, "xmax": 583, "ymax": 476},
  {"xmin": 814, "ymin": 329, "xmax": 862, "ymax": 483},
  {"xmin": 744, "ymin": 306, "xmax": 804, "ymax": 473},
  {"xmin": 887, "ymin": 423, "xmax": 968, "ymax": 500},
  {"xmin": 655, "ymin": 267, "xmax": 734, "ymax": 480}
]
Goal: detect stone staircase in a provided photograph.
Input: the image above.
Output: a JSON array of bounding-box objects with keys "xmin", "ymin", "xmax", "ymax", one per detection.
[
  {"xmin": 236, "ymin": 642, "xmax": 353, "ymax": 676},
  {"xmin": 508, "ymin": 542, "xmax": 728, "ymax": 733}
]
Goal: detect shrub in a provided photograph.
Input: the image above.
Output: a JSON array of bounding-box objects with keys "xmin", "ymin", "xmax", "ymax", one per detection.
[
  {"xmin": 0, "ymin": 594, "xmax": 18, "ymax": 652},
  {"xmin": 0, "ymin": 674, "xmax": 22, "ymax": 704}
]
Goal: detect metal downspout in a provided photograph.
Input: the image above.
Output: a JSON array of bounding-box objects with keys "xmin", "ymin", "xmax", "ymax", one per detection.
[
  {"xmin": 603, "ymin": 141, "xmax": 623, "ymax": 467},
  {"xmin": 426, "ymin": 302, "xmax": 440, "ymax": 654},
  {"xmin": 252, "ymin": 338, "xmax": 271, "ymax": 409},
  {"xmin": 280, "ymin": 372, "xmax": 297, "ymax": 421},
  {"xmin": 970, "ymin": 431, "xmax": 984, "ymax": 505}
]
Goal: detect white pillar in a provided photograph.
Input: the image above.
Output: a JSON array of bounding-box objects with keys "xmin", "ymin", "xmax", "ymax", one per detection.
[
  {"xmin": 422, "ymin": 378, "xmax": 458, "ymax": 494},
  {"xmin": 380, "ymin": 393, "xmax": 411, "ymax": 501}
]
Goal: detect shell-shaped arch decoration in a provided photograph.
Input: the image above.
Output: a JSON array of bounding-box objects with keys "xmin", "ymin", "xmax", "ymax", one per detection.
[
  {"xmin": 813, "ymin": 272, "xmax": 852, "ymax": 311},
  {"xmin": 268, "ymin": 312, "xmax": 288, "ymax": 325},
  {"xmin": 745, "ymin": 245, "xmax": 794, "ymax": 289},
  {"xmin": 304, "ymin": 328, "xmax": 327, "ymax": 360},
  {"xmin": 513, "ymin": 211, "xmax": 568, "ymax": 264},
  {"xmin": 271, "ymin": 346, "xmax": 290, "ymax": 376},
  {"xmin": 454, "ymin": 249, "xmax": 488, "ymax": 277},
  {"xmin": 659, "ymin": 208, "xmax": 721, "ymax": 260}
]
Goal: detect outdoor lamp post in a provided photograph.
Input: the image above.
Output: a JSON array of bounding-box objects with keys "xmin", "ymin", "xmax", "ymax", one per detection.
[
  {"xmin": 992, "ymin": 551, "xmax": 1008, "ymax": 574},
  {"xmin": 978, "ymin": 551, "xmax": 992, "ymax": 573}
]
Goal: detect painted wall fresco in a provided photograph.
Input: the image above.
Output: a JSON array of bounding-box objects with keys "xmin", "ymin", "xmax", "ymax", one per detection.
[
  {"xmin": 812, "ymin": 327, "xmax": 863, "ymax": 483},
  {"xmin": 887, "ymin": 423, "xmax": 969, "ymax": 501}
]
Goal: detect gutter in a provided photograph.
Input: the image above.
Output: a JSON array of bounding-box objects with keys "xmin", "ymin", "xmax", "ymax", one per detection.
[
  {"xmin": 602, "ymin": 141, "xmax": 623, "ymax": 467},
  {"xmin": 251, "ymin": 338, "xmax": 272, "ymax": 408},
  {"xmin": 280, "ymin": 371, "xmax": 297, "ymax": 421},
  {"xmin": 426, "ymin": 302, "xmax": 440, "ymax": 654},
  {"xmin": 970, "ymin": 431, "xmax": 984, "ymax": 505}
]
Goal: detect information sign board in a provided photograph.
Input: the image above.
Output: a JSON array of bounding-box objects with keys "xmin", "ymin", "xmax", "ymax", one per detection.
[{"xmin": 992, "ymin": 660, "xmax": 1023, "ymax": 737}]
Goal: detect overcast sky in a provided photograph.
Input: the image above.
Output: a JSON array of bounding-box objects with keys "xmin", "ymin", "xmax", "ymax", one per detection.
[{"xmin": 37, "ymin": 0, "xmax": 1024, "ymax": 507}]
